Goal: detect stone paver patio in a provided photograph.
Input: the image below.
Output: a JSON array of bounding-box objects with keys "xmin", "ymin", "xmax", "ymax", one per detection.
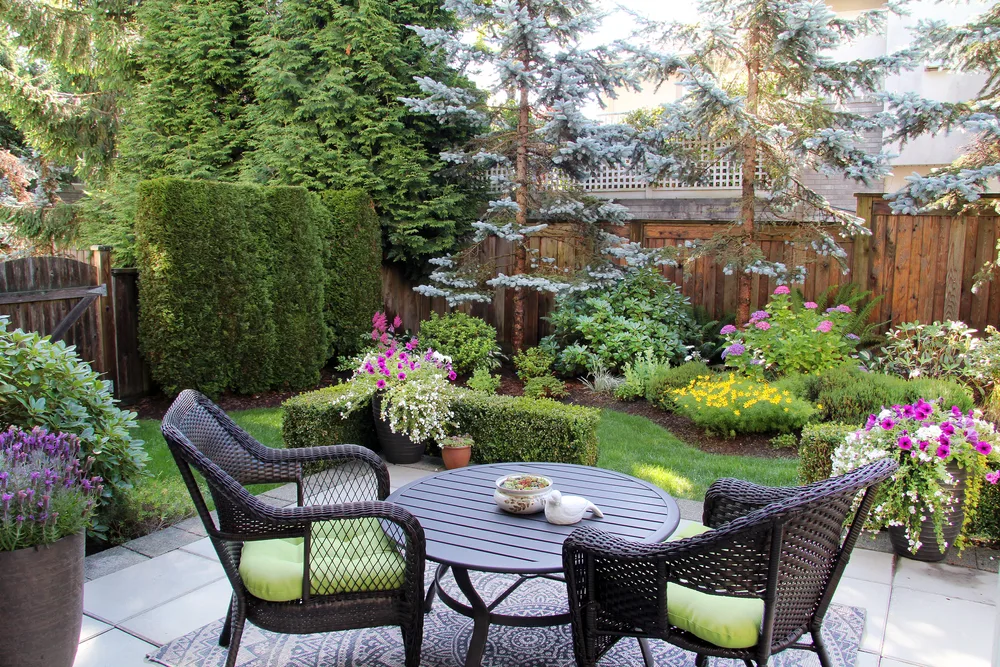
[{"xmin": 75, "ymin": 460, "xmax": 998, "ymax": 667}]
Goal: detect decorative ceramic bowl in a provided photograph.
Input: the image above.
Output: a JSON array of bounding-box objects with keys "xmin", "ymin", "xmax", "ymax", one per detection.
[{"xmin": 494, "ymin": 474, "xmax": 553, "ymax": 514}]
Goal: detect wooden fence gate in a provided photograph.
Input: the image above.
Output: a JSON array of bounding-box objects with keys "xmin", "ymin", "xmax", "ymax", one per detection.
[{"xmin": 0, "ymin": 246, "xmax": 151, "ymax": 400}]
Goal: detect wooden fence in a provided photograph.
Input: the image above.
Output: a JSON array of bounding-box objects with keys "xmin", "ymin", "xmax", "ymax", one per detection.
[
  {"xmin": 384, "ymin": 194, "xmax": 1000, "ymax": 347},
  {"xmin": 0, "ymin": 247, "xmax": 152, "ymax": 400}
]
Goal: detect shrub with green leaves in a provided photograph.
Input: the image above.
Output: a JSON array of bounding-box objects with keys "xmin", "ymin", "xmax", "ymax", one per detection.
[
  {"xmin": 466, "ymin": 366, "xmax": 501, "ymax": 395},
  {"xmin": 320, "ymin": 190, "xmax": 383, "ymax": 359},
  {"xmin": 798, "ymin": 422, "xmax": 857, "ymax": 483},
  {"xmin": 418, "ymin": 312, "xmax": 501, "ymax": 375},
  {"xmin": 514, "ymin": 347, "xmax": 556, "ymax": 381},
  {"xmin": 553, "ymin": 343, "xmax": 597, "ymax": 377},
  {"xmin": 0, "ymin": 318, "xmax": 146, "ymax": 537},
  {"xmin": 282, "ymin": 383, "xmax": 378, "ymax": 452},
  {"xmin": 614, "ymin": 350, "xmax": 671, "ymax": 401},
  {"xmin": 546, "ymin": 267, "xmax": 697, "ymax": 371},
  {"xmin": 523, "ymin": 375, "xmax": 568, "ymax": 399},
  {"xmin": 136, "ymin": 178, "xmax": 328, "ymax": 396},
  {"xmin": 796, "ymin": 283, "xmax": 884, "ymax": 346},
  {"xmin": 722, "ymin": 286, "xmax": 857, "ymax": 377},
  {"xmin": 650, "ymin": 361, "xmax": 713, "ymax": 409},
  {"xmin": 813, "ymin": 366, "xmax": 974, "ymax": 425},
  {"xmin": 451, "ymin": 391, "xmax": 599, "ymax": 466},
  {"xmin": 670, "ymin": 373, "xmax": 816, "ymax": 436}
]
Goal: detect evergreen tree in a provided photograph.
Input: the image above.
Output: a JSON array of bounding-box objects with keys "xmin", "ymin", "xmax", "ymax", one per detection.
[
  {"xmin": 401, "ymin": 0, "xmax": 639, "ymax": 350},
  {"xmin": 627, "ymin": 0, "xmax": 910, "ymax": 323},
  {"xmin": 117, "ymin": 0, "xmax": 253, "ymax": 181},
  {"xmin": 885, "ymin": 2, "xmax": 1000, "ymax": 290},
  {"xmin": 243, "ymin": 0, "xmax": 480, "ymax": 266},
  {"xmin": 0, "ymin": 0, "xmax": 137, "ymax": 179}
]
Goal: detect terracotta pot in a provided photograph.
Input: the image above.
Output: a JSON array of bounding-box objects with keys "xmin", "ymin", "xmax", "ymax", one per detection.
[
  {"xmin": 888, "ymin": 462, "xmax": 967, "ymax": 562},
  {"xmin": 441, "ymin": 446, "xmax": 472, "ymax": 470},
  {"xmin": 372, "ymin": 393, "xmax": 425, "ymax": 464},
  {"xmin": 0, "ymin": 531, "xmax": 85, "ymax": 667}
]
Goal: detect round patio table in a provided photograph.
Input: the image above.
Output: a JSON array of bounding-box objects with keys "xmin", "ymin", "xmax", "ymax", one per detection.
[{"xmin": 386, "ymin": 462, "xmax": 680, "ymax": 667}]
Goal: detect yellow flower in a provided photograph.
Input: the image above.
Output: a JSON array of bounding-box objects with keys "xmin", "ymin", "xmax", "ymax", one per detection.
[
  {"xmin": 816, "ymin": 403, "xmax": 824, "ymax": 409},
  {"xmin": 784, "ymin": 407, "xmax": 789, "ymax": 412},
  {"xmin": 733, "ymin": 409, "xmax": 741, "ymax": 416}
]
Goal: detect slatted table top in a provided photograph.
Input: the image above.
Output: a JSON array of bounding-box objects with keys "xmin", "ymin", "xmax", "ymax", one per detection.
[{"xmin": 387, "ymin": 462, "xmax": 680, "ymax": 574}]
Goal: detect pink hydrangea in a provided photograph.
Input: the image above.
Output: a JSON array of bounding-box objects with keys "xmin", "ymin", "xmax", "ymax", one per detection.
[
  {"xmin": 816, "ymin": 320, "xmax": 833, "ymax": 333},
  {"xmin": 755, "ymin": 320, "xmax": 771, "ymax": 330},
  {"xmin": 836, "ymin": 304, "xmax": 852, "ymax": 314},
  {"xmin": 720, "ymin": 324, "xmax": 738, "ymax": 335},
  {"xmin": 773, "ymin": 285, "xmax": 790, "ymax": 295},
  {"xmin": 803, "ymin": 301, "xmax": 818, "ymax": 309}
]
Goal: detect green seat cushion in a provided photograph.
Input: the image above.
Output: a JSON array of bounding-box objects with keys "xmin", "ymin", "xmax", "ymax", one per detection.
[
  {"xmin": 239, "ymin": 518, "xmax": 406, "ymax": 602},
  {"xmin": 664, "ymin": 521, "xmax": 764, "ymax": 649}
]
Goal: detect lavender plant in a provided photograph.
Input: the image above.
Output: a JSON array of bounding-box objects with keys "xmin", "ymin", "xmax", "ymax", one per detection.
[{"xmin": 0, "ymin": 426, "xmax": 103, "ymax": 551}]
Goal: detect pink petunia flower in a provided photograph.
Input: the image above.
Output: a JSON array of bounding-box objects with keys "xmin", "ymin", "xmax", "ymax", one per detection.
[
  {"xmin": 897, "ymin": 436, "xmax": 913, "ymax": 450},
  {"xmin": 773, "ymin": 285, "xmax": 790, "ymax": 295},
  {"xmin": 376, "ymin": 379, "xmax": 386, "ymax": 389},
  {"xmin": 880, "ymin": 417, "xmax": 895, "ymax": 430},
  {"xmin": 816, "ymin": 320, "xmax": 833, "ymax": 333},
  {"xmin": 803, "ymin": 301, "xmax": 818, "ymax": 309},
  {"xmin": 936, "ymin": 443, "xmax": 951, "ymax": 459},
  {"xmin": 397, "ymin": 372, "xmax": 406, "ymax": 380},
  {"xmin": 986, "ymin": 471, "xmax": 1000, "ymax": 485},
  {"xmin": 918, "ymin": 440, "xmax": 929, "ymax": 451},
  {"xmin": 448, "ymin": 371, "xmax": 457, "ymax": 381}
]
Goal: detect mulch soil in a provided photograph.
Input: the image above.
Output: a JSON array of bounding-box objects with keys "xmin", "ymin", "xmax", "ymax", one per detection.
[{"xmin": 132, "ymin": 364, "xmax": 795, "ymax": 459}]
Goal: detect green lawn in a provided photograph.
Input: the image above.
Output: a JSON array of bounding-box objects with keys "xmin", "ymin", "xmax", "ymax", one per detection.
[
  {"xmin": 594, "ymin": 409, "xmax": 799, "ymax": 500},
  {"xmin": 133, "ymin": 406, "xmax": 799, "ymax": 505}
]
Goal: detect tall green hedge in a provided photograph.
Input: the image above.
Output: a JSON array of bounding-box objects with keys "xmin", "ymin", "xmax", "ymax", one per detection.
[
  {"xmin": 320, "ymin": 189, "xmax": 382, "ymax": 358},
  {"xmin": 136, "ymin": 178, "xmax": 327, "ymax": 396}
]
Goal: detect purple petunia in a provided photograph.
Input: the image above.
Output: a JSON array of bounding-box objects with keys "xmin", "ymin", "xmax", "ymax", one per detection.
[
  {"xmin": 987, "ymin": 471, "xmax": 1000, "ymax": 485},
  {"xmin": 397, "ymin": 372, "xmax": 407, "ymax": 380},
  {"xmin": 755, "ymin": 321, "xmax": 772, "ymax": 330},
  {"xmin": 976, "ymin": 441, "xmax": 993, "ymax": 456},
  {"xmin": 936, "ymin": 443, "xmax": 951, "ymax": 459},
  {"xmin": 897, "ymin": 436, "xmax": 913, "ymax": 451},
  {"xmin": 773, "ymin": 286, "xmax": 790, "ymax": 295},
  {"xmin": 918, "ymin": 440, "xmax": 930, "ymax": 452},
  {"xmin": 940, "ymin": 422, "xmax": 955, "ymax": 436},
  {"xmin": 448, "ymin": 371, "xmax": 457, "ymax": 381},
  {"xmin": 880, "ymin": 417, "xmax": 896, "ymax": 430},
  {"xmin": 816, "ymin": 320, "xmax": 833, "ymax": 333},
  {"xmin": 720, "ymin": 324, "xmax": 738, "ymax": 335},
  {"xmin": 376, "ymin": 379, "xmax": 386, "ymax": 389}
]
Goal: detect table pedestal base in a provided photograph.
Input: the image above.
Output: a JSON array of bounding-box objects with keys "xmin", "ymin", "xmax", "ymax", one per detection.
[{"xmin": 428, "ymin": 563, "xmax": 572, "ymax": 667}]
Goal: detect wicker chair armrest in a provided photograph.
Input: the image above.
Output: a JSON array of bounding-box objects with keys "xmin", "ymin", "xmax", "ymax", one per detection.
[{"xmin": 702, "ymin": 477, "xmax": 801, "ymax": 527}]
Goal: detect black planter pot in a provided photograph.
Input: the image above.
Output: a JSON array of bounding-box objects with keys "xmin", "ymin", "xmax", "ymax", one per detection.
[
  {"xmin": 372, "ymin": 393, "xmax": 425, "ymax": 464},
  {"xmin": 0, "ymin": 531, "xmax": 85, "ymax": 667},
  {"xmin": 889, "ymin": 462, "xmax": 967, "ymax": 562}
]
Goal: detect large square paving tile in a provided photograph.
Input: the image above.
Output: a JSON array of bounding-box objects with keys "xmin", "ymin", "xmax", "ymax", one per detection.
[
  {"xmin": 179, "ymin": 536, "xmax": 219, "ymax": 561},
  {"xmin": 84, "ymin": 545, "xmax": 149, "ymax": 581},
  {"xmin": 74, "ymin": 628, "xmax": 157, "ymax": 667},
  {"xmin": 79, "ymin": 615, "xmax": 111, "ymax": 643},
  {"xmin": 844, "ymin": 549, "xmax": 895, "ymax": 585},
  {"xmin": 832, "ymin": 577, "xmax": 891, "ymax": 653},
  {"xmin": 121, "ymin": 526, "xmax": 202, "ymax": 558},
  {"xmin": 893, "ymin": 558, "xmax": 997, "ymax": 604},
  {"xmin": 119, "ymin": 577, "xmax": 233, "ymax": 645},
  {"xmin": 84, "ymin": 549, "xmax": 225, "ymax": 624},
  {"xmin": 855, "ymin": 651, "xmax": 880, "ymax": 667},
  {"xmin": 883, "ymin": 587, "xmax": 994, "ymax": 667},
  {"xmin": 387, "ymin": 464, "xmax": 436, "ymax": 490}
]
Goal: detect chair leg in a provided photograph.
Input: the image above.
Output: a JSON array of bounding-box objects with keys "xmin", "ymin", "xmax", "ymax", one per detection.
[
  {"xmin": 219, "ymin": 594, "xmax": 234, "ymax": 647},
  {"xmin": 743, "ymin": 661, "xmax": 756, "ymax": 667},
  {"xmin": 637, "ymin": 638, "xmax": 654, "ymax": 666},
  {"xmin": 402, "ymin": 625, "xmax": 423, "ymax": 667},
  {"xmin": 695, "ymin": 654, "xmax": 709, "ymax": 667},
  {"xmin": 224, "ymin": 600, "xmax": 247, "ymax": 667},
  {"xmin": 813, "ymin": 625, "xmax": 833, "ymax": 667}
]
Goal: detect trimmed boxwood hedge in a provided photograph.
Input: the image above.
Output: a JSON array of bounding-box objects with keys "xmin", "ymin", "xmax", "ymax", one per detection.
[
  {"xmin": 320, "ymin": 189, "xmax": 382, "ymax": 358},
  {"xmin": 281, "ymin": 387, "xmax": 600, "ymax": 467},
  {"xmin": 282, "ymin": 384, "xmax": 379, "ymax": 452},
  {"xmin": 798, "ymin": 421, "xmax": 857, "ymax": 484},
  {"xmin": 136, "ymin": 178, "xmax": 327, "ymax": 396}
]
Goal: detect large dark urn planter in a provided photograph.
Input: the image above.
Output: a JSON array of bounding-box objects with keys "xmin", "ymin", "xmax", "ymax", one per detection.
[
  {"xmin": 372, "ymin": 393, "xmax": 425, "ymax": 464},
  {"xmin": 0, "ymin": 531, "xmax": 85, "ymax": 667},
  {"xmin": 889, "ymin": 462, "xmax": 967, "ymax": 562}
]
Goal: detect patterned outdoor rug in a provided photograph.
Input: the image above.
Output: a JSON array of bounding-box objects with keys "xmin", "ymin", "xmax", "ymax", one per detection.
[{"xmin": 148, "ymin": 570, "xmax": 866, "ymax": 667}]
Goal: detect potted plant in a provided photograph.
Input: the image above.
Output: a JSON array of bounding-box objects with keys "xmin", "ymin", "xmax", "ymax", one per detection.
[
  {"xmin": 440, "ymin": 434, "xmax": 474, "ymax": 470},
  {"xmin": 0, "ymin": 426, "xmax": 103, "ymax": 667},
  {"xmin": 333, "ymin": 312, "xmax": 458, "ymax": 464},
  {"xmin": 831, "ymin": 398, "xmax": 1000, "ymax": 561}
]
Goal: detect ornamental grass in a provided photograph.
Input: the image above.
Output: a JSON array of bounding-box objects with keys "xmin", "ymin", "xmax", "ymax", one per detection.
[{"xmin": 670, "ymin": 373, "xmax": 817, "ymax": 437}]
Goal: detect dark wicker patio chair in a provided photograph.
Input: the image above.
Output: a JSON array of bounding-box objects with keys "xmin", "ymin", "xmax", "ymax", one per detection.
[
  {"xmin": 563, "ymin": 458, "xmax": 897, "ymax": 667},
  {"xmin": 161, "ymin": 390, "xmax": 425, "ymax": 667}
]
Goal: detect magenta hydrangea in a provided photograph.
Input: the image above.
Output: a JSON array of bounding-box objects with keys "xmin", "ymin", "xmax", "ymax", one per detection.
[
  {"xmin": 723, "ymin": 342, "xmax": 746, "ymax": 358},
  {"xmin": 816, "ymin": 320, "xmax": 833, "ymax": 333},
  {"xmin": 836, "ymin": 304, "xmax": 852, "ymax": 313},
  {"xmin": 773, "ymin": 285, "xmax": 790, "ymax": 295},
  {"xmin": 754, "ymin": 320, "xmax": 771, "ymax": 330},
  {"xmin": 750, "ymin": 310, "xmax": 769, "ymax": 321},
  {"xmin": 803, "ymin": 301, "xmax": 818, "ymax": 309},
  {"xmin": 720, "ymin": 324, "xmax": 738, "ymax": 335}
]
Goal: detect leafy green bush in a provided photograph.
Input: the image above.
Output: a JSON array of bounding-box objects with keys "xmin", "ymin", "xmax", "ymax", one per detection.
[
  {"xmin": 514, "ymin": 347, "xmax": 556, "ymax": 381},
  {"xmin": 797, "ymin": 283, "xmax": 884, "ymax": 346},
  {"xmin": 614, "ymin": 350, "xmax": 670, "ymax": 401},
  {"xmin": 670, "ymin": 373, "xmax": 816, "ymax": 436},
  {"xmin": 546, "ymin": 267, "xmax": 697, "ymax": 371},
  {"xmin": 554, "ymin": 343, "xmax": 597, "ymax": 377},
  {"xmin": 466, "ymin": 366, "xmax": 500, "ymax": 395},
  {"xmin": 523, "ymin": 376, "xmax": 568, "ymax": 399},
  {"xmin": 281, "ymin": 384, "xmax": 378, "ymax": 452},
  {"xmin": 773, "ymin": 372, "xmax": 823, "ymax": 402},
  {"xmin": 418, "ymin": 312, "xmax": 501, "ymax": 375},
  {"xmin": 0, "ymin": 318, "xmax": 146, "ymax": 537},
  {"xmin": 814, "ymin": 366, "xmax": 974, "ymax": 425},
  {"xmin": 319, "ymin": 190, "xmax": 383, "ymax": 359},
  {"xmin": 798, "ymin": 422, "xmax": 857, "ymax": 483},
  {"xmin": 451, "ymin": 391, "xmax": 600, "ymax": 466},
  {"xmin": 722, "ymin": 287, "xmax": 857, "ymax": 377},
  {"xmin": 650, "ymin": 361, "xmax": 713, "ymax": 408},
  {"xmin": 105, "ymin": 476, "xmax": 195, "ymax": 546},
  {"xmin": 136, "ymin": 178, "xmax": 328, "ymax": 395},
  {"xmin": 970, "ymin": 454, "xmax": 1000, "ymax": 542}
]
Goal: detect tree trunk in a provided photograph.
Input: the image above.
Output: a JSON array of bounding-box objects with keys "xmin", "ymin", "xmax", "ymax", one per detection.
[
  {"xmin": 511, "ymin": 3, "xmax": 532, "ymax": 352},
  {"xmin": 737, "ymin": 25, "xmax": 762, "ymax": 326}
]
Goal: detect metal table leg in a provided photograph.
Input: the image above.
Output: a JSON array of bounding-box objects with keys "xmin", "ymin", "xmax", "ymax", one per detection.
[
  {"xmin": 452, "ymin": 567, "xmax": 491, "ymax": 667},
  {"xmin": 425, "ymin": 563, "xmax": 449, "ymax": 613}
]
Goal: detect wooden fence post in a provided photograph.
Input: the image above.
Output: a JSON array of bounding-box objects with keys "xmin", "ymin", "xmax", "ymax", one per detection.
[
  {"xmin": 852, "ymin": 193, "xmax": 878, "ymax": 293},
  {"xmin": 90, "ymin": 246, "xmax": 118, "ymax": 385}
]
